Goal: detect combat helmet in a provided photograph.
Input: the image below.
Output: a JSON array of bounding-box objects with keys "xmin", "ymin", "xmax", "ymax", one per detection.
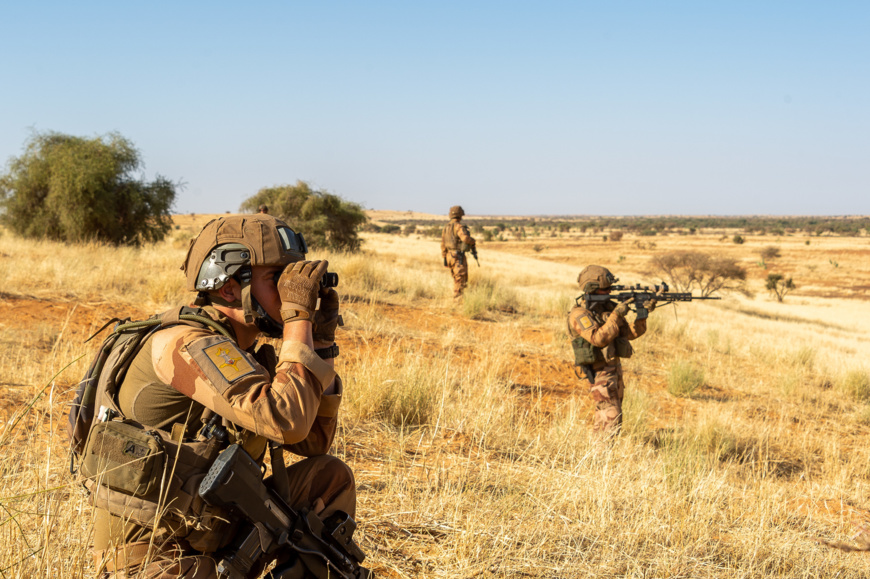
[
  {"xmin": 181, "ymin": 214, "xmax": 307, "ymax": 336},
  {"xmin": 577, "ymin": 265, "xmax": 618, "ymax": 294},
  {"xmin": 449, "ymin": 205, "xmax": 465, "ymax": 219}
]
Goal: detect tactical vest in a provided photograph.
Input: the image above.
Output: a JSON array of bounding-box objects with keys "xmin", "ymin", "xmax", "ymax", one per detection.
[
  {"xmin": 567, "ymin": 305, "xmax": 633, "ymax": 368},
  {"xmin": 68, "ymin": 307, "xmax": 238, "ymax": 551},
  {"xmin": 442, "ymin": 220, "xmax": 471, "ymax": 253}
]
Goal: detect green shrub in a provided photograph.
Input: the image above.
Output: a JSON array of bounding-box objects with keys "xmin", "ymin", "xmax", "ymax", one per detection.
[
  {"xmin": 0, "ymin": 131, "xmax": 176, "ymax": 245},
  {"xmin": 241, "ymin": 180, "xmax": 367, "ymax": 251},
  {"xmin": 732, "ymin": 235, "xmax": 745, "ymax": 244},
  {"xmin": 667, "ymin": 360, "xmax": 704, "ymax": 397}
]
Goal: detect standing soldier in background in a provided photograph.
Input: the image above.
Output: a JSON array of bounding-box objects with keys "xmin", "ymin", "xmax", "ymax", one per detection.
[
  {"xmin": 257, "ymin": 204, "xmax": 269, "ymax": 214},
  {"xmin": 440, "ymin": 205, "xmax": 477, "ymax": 299},
  {"xmin": 567, "ymin": 265, "xmax": 657, "ymax": 433}
]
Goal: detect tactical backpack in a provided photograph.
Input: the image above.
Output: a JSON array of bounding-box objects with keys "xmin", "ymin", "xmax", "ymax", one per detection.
[{"xmin": 67, "ymin": 306, "xmax": 236, "ymax": 551}]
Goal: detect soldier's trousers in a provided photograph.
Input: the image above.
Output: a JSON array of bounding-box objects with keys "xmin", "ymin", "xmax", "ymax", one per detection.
[
  {"xmin": 93, "ymin": 454, "xmax": 356, "ymax": 578},
  {"xmin": 576, "ymin": 363, "xmax": 625, "ymax": 433},
  {"xmin": 445, "ymin": 251, "xmax": 468, "ymax": 298}
]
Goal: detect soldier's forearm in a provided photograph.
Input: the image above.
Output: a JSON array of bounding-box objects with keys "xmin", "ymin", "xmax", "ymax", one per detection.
[
  {"xmin": 312, "ymin": 339, "xmax": 337, "ymax": 394},
  {"xmin": 628, "ymin": 319, "xmax": 647, "ymax": 340},
  {"xmin": 283, "ymin": 320, "xmax": 314, "ymax": 349}
]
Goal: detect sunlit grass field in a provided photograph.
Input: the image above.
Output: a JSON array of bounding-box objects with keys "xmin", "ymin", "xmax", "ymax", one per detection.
[{"xmin": 2, "ymin": 217, "xmax": 870, "ymax": 577}]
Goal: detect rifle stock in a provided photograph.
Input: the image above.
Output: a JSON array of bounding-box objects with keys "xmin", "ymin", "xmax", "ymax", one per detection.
[{"xmin": 199, "ymin": 444, "xmax": 370, "ymax": 579}]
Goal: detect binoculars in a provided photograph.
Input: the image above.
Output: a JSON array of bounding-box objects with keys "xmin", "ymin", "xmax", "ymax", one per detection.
[{"xmin": 272, "ymin": 268, "xmax": 339, "ymax": 289}]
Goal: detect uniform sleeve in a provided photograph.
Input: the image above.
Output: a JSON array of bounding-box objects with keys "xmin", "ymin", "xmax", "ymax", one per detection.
[
  {"xmin": 568, "ymin": 307, "xmax": 621, "ymax": 348},
  {"xmin": 151, "ymin": 326, "xmax": 338, "ymax": 446},
  {"xmin": 620, "ymin": 317, "xmax": 647, "ymax": 340},
  {"xmin": 456, "ymin": 223, "xmax": 476, "ymax": 247},
  {"xmin": 283, "ymin": 377, "xmax": 343, "ymax": 456}
]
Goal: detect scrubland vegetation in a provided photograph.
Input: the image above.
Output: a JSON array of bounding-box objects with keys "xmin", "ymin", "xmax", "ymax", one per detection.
[{"xmin": 3, "ymin": 216, "xmax": 870, "ymax": 577}]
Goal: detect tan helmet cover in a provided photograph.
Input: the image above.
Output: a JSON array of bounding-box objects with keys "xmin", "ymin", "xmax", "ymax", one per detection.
[
  {"xmin": 181, "ymin": 214, "xmax": 306, "ymax": 292},
  {"xmin": 449, "ymin": 205, "xmax": 465, "ymax": 219},
  {"xmin": 577, "ymin": 265, "xmax": 617, "ymax": 293}
]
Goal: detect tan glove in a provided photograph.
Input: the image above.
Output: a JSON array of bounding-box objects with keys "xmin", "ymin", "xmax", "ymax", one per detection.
[
  {"xmin": 613, "ymin": 297, "xmax": 634, "ymax": 318},
  {"xmin": 643, "ymin": 287, "xmax": 664, "ymax": 313},
  {"xmin": 278, "ymin": 260, "xmax": 328, "ymax": 324},
  {"xmin": 312, "ymin": 288, "xmax": 341, "ymax": 343}
]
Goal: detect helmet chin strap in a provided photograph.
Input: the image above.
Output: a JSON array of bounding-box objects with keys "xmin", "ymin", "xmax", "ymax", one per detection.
[
  {"xmin": 252, "ymin": 297, "xmax": 284, "ymax": 339},
  {"xmin": 199, "ymin": 267, "xmax": 284, "ymax": 339}
]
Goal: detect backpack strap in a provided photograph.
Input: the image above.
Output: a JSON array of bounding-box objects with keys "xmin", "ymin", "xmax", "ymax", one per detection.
[{"xmin": 69, "ymin": 307, "xmax": 233, "ymax": 470}]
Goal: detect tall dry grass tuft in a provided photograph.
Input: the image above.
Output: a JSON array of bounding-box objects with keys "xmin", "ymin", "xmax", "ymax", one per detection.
[
  {"xmin": 838, "ymin": 369, "xmax": 870, "ymax": 402},
  {"xmin": 667, "ymin": 360, "xmax": 705, "ymax": 397},
  {"xmin": 461, "ymin": 274, "xmax": 521, "ymax": 319}
]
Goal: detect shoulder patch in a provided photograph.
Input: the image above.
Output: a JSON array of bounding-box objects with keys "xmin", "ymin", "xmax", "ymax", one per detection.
[
  {"xmin": 200, "ymin": 339, "xmax": 256, "ymax": 384},
  {"xmin": 578, "ymin": 314, "xmax": 595, "ymax": 331}
]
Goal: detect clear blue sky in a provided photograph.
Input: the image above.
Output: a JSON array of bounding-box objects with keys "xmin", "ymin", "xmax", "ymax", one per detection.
[{"xmin": 1, "ymin": 1, "xmax": 867, "ymax": 216}]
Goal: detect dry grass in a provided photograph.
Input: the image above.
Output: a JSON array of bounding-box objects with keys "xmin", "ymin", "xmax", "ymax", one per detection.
[{"xmin": 3, "ymin": 220, "xmax": 870, "ymax": 577}]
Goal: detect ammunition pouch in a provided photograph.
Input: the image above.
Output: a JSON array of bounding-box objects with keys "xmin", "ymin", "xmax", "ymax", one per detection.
[
  {"xmin": 614, "ymin": 337, "xmax": 633, "ymax": 359},
  {"xmin": 81, "ymin": 420, "xmax": 166, "ymax": 497},
  {"xmin": 571, "ymin": 337, "xmax": 596, "ymax": 366},
  {"xmin": 81, "ymin": 419, "xmax": 229, "ymax": 551}
]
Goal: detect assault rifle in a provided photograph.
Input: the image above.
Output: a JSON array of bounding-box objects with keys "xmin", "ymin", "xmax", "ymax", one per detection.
[
  {"xmin": 199, "ymin": 444, "xmax": 371, "ymax": 579},
  {"xmin": 470, "ymin": 246, "xmax": 480, "ymax": 267},
  {"xmin": 579, "ymin": 282, "xmax": 720, "ymax": 319}
]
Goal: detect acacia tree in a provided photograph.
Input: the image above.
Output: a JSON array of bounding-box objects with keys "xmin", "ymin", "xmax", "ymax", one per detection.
[
  {"xmin": 651, "ymin": 252, "xmax": 749, "ymax": 297},
  {"xmin": 0, "ymin": 131, "xmax": 176, "ymax": 244},
  {"xmin": 241, "ymin": 181, "xmax": 367, "ymax": 252},
  {"xmin": 766, "ymin": 274, "xmax": 796, "ymax": 302}
]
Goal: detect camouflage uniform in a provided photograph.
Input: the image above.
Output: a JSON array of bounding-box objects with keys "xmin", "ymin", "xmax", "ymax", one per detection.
[
  {"xmin": 91, "ymin": 216, "xmax": 354, "ymax": 578},
  {"xmin": 440, "ymin": 206, "xmax": 476, "ymax": 298},
  {"xmin": 567, "ymin": 266, "xmax": 648, "ymax": 433}
]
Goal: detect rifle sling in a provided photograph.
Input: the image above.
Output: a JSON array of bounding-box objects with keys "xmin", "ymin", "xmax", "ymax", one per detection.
[{"xmin": 270, "ymin": 442, "xmax": 292, "ymax": 499}]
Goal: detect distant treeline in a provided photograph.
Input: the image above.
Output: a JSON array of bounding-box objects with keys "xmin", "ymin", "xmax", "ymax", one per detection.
[{"xmin": 364, "ymin": 216, "xmax": 870, "ymax": 237}]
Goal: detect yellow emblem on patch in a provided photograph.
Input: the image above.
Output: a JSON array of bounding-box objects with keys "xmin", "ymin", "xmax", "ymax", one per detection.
[
  {"xmin": 578, "ymin": 314, "xmax": 594, "ymax": 330},
  {"xmin": 203, "ymin": 341, "xmax": 255, "ymax": 383}
]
